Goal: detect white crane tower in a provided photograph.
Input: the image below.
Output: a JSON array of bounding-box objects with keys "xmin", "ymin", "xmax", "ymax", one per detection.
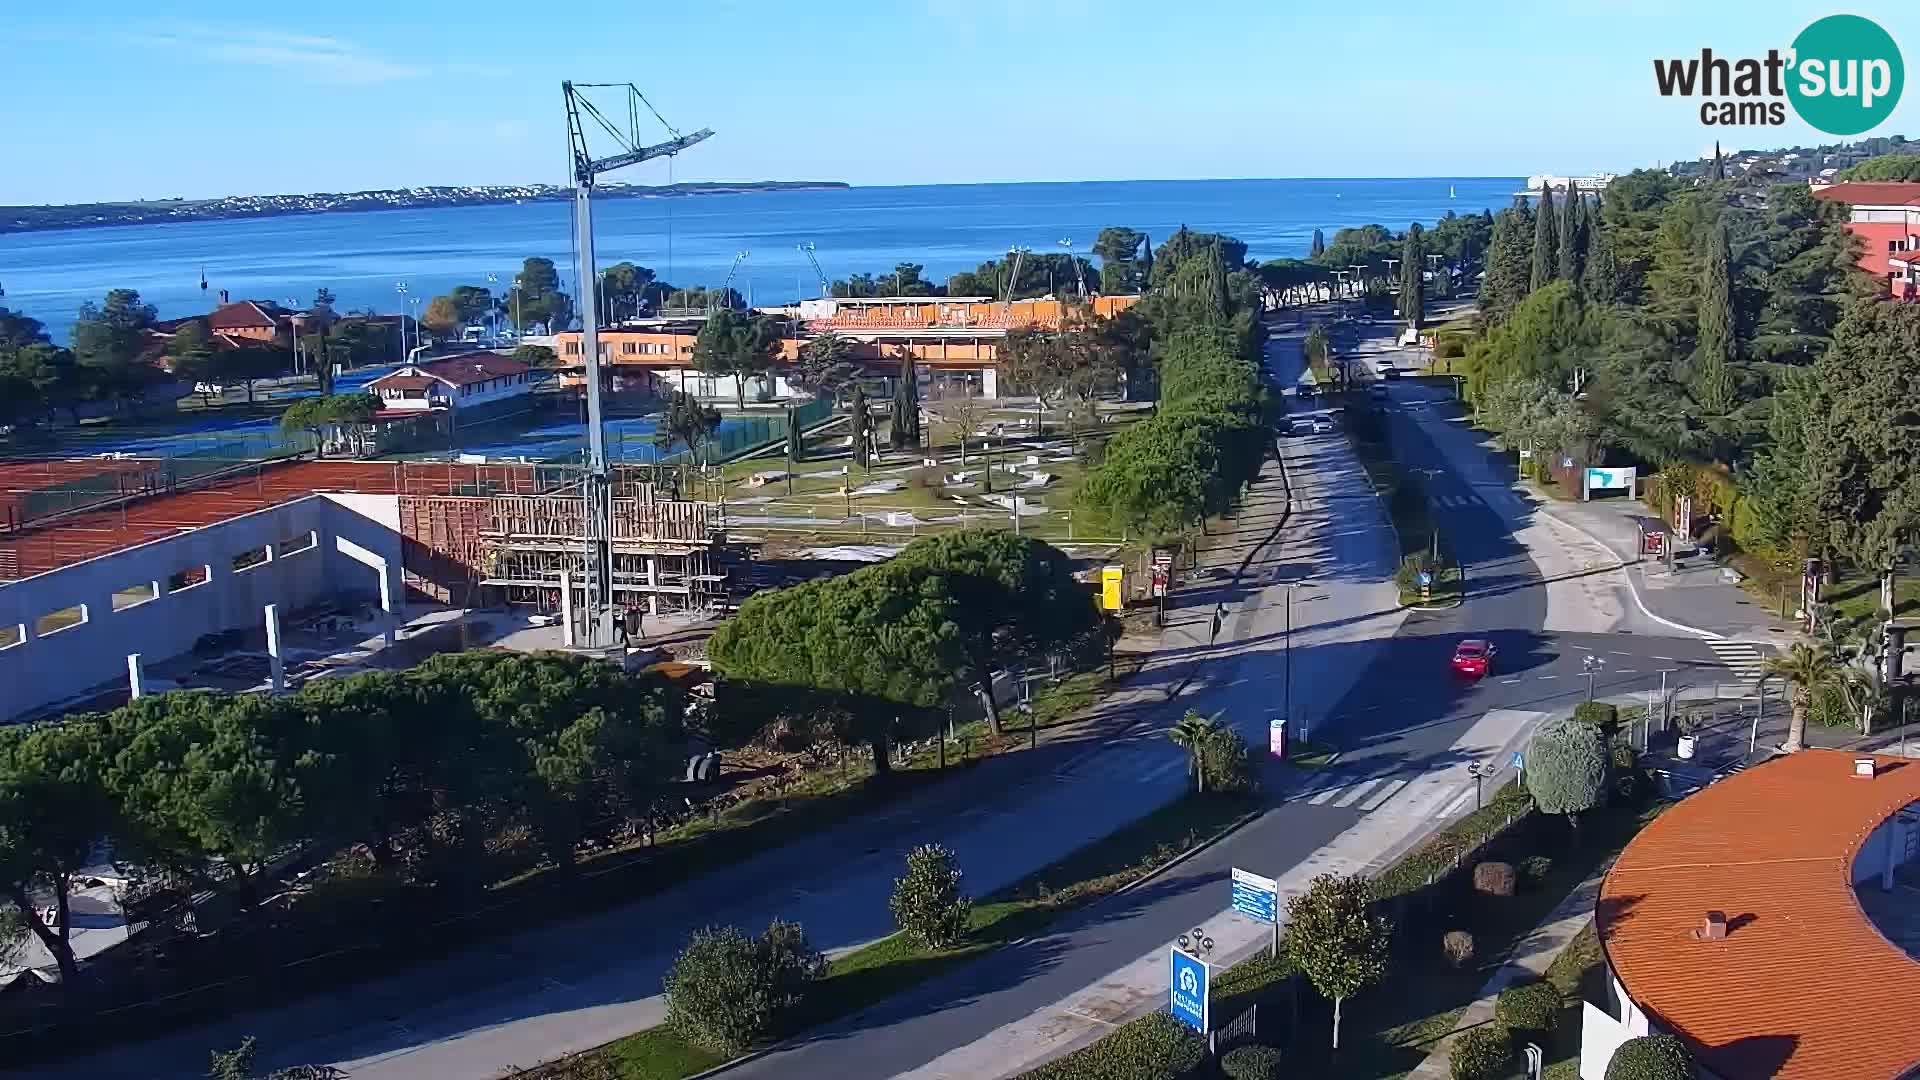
[{"xmin": 563, "ymin": 81, "xmax": 712, "ymax": 647}]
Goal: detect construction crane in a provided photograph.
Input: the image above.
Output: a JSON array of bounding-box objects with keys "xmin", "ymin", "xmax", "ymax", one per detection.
[
  {"xmin": 1058, "ymin": 238, "xmax": 1089, "ymax": 299},
  {"xmin": 718, "ymin": 250, "xmax": 750, "ymax": 310},
  {"xmin": 1002, "ymin": 247, "xmax": 1030, "ymax": 306},
  {"xmin": 563, "ymin": 80, "xmax": 712, "ymax": 648},
  {"xmin": 798, "ymin": 242, "xmax": 829, "ymax": 299}
]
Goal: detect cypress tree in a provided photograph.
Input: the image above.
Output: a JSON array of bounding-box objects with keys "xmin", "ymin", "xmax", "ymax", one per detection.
[
  {"xmin": 1694, "ymin": 221, "xmax": 1737, "ymax": 414},
  {"xmin": 1141, "ymin": 232, "xmax": 1154, "ymax": 290},
  {"xmin": 1310, "ymin": 228, "xmax": 1326, "ymax": 258},
  {"xmin": 1531, "ymin": 186, "xmax": 1559, "ymax": 292},
  {"xmin": 1559, "ymin": 191, "xmax": 1585, "ymax": 285},
  {"xmin": 1400, "ymin": 223, "xmax": 1425, "ymax": 328},
  {"xmin": 1584, "ymin": 231, "xmax": 1620, "ymax": 304},
  {"xmin": 1711, "ymin": 141, "xmax": 1725, "ymax": 181},
  {"xmin": 1479, "ymin": 199, "xmax": 1535, "ymax": 322}
]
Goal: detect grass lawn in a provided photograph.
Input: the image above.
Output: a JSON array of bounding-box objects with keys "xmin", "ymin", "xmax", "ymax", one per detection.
[
  {"xmin": 531, "ymin": 790, "xmax": 1262, "ymax": 1079},
  {"xmin": 1286, "ymin": 739, "xmax": 1339, "ymax": 770}
]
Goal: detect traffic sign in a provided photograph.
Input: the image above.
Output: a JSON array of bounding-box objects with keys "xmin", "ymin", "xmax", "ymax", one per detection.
[
  {"xmin": 1169, "ymin": 946, "xmax": 1210, "ymax": 1034},
  {"xmin": 1230, "ymin": 867, "xmax": 1279, "ymax": 924},
  {"xmin": 1417, "ymin": 570, "xmax": 1433, "ymax": 587},
  {"xmin": 1510, "ymin": 751, "xmax": 1524, "ymax": 769}
]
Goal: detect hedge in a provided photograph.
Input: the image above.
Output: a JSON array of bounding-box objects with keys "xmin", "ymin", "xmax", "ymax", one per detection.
[
  {"xmin": 1016, "ymin": 1010, "xmax": 1207, "ymax": 1080},
  {"xmin": 1449, "ymin": 1023, "xmax": 1512, "ymax": 1080},
  {"xmin": 1219, "ymin": 1043, "xmax": 1284, "ymax": 1079},
  {"xmin": 1605, "ymin": 1034, "xmax": 1694, "ymax": 1080},
  {"xmin": 1494, "ymin": 980, "xmax": 1561, "ymax": 1033}
]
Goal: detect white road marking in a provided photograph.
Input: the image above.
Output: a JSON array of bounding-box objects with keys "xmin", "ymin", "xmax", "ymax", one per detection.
[
  {"xmin": 1442, "ymin": 790, "xmax": 1474, "ymax": 818},
  {"xmin": 1331, "ymin": 777, "xmax": 1391, "ymax": 808},
  {"xmin": 1356, "ymin": 778, "xmax": 1410, "ymax": 812}
]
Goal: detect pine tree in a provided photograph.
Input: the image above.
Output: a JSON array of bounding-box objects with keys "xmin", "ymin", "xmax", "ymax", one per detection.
[
  {"xmin": 1479, "ymin": 199, "xmax": 1536, "ymax": 322},
  {"xmin": 1532, "ymin": 186, "xmax": 1560, "ymax": 292},
  {"xmin": 1711, "ymin": 141, "xmax": 1725, "ymax": 181},
  {"xmin": 1310, "ymin": 228, "xmax": 1326, "ymax": 258},
  {"xmin": 1559, "ymin": 191, "xmax": 1586, "ymax": 285},
  {"xmin": 1400, "ymin": 223, "xmax": 1425, "ymax": 328},
  {"xmin": 1694, "ymin": 220, "xmax": 1737, "ymax": 414}
]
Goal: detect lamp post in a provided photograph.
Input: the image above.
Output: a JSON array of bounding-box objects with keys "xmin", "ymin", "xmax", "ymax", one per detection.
[
  {"xmin": 1413, "ymin": 466, "xmax": 1446, "ymax": 563},
  {"xmin": 1284, "ymin": 580, "xmax": 1313, "ymax": 740},
  {"xmin": 1466, "ymin": 759, "xmax": 1491, "ymax": 811},
  {"xmin": 1583, "ymin": 653, "xmax": 1606, "ymax": 702},
  {"xmin": 395, "ymin": 281, "xmax": 411, "ymax": 360}
]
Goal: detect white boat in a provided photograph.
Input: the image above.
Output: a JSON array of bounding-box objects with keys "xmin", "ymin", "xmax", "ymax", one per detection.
[{"xmin": 1449, "ymin": 185, "xmax": 1456, "ymax": 198}]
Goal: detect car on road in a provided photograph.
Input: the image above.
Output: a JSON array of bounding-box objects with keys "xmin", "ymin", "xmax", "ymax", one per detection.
[
  {"xmin": 1311, "ymin": 415, "xmax": 1335, "ymax": 434},
  {"xmin": 1451, "ymin": 639, "xmax": 1497, "ymax": 678},
  {"xmin": 1368, "ymin": 383, "xmax": 1388, "ymax": 401},
  {"xmin": 1296, "ymin": 384, "xmax": 1316, "ymax": 400},
  {"xmin": 1382, "ymin": 367, "xmax": 1402, "ymax": 380}
]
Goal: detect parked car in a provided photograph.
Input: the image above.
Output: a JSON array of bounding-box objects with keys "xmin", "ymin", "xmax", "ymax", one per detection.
[
  {"xmin": 1311, "ymin": 415, "xmax": 1335, "ymax": 434},
  {"xmin": 1451, "ymin": 639, "xmax": 1497, "ymax": 678}
]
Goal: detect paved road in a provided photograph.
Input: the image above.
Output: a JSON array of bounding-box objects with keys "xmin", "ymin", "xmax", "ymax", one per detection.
[{"xmin": 710, "ymin": 321, "xmax": 1746, "ymax": 1080}]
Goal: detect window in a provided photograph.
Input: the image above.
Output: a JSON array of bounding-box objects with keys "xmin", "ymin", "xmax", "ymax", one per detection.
[
  {"xmin": 167, "ymin": 564, "xmax": 210, "ymax": 592},
  {"xmin": 34, "ymin": 603, "xmax": 88, "ymax": 637},
  {"xmin": 564, "ymin": 341, "xmax": 580, "ymax": 355},
  {"xmin": 113, "ymin": 581, "xmax": 159, "ymax": 611},
  {"xmin": 232, "ymin": 545, "xmax": 271, "ymax": 572},
  {"xmin": 277, "ymin": 530, "xmax": 316, "ymax": 557},
  {"xmin": 0, "ymin": 623, "xmax": 23, "ymax": 650}
]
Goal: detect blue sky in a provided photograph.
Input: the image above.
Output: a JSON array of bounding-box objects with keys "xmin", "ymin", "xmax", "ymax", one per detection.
[{"xmin": 4, "ymin": 1, "xmax": 1918, "ymax": 204}]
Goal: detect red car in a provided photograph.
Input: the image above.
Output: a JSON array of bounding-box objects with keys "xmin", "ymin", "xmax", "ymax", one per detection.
[{"xmin": 1452, "ymin": 639, "xmax": 1497, "ymax": 678}]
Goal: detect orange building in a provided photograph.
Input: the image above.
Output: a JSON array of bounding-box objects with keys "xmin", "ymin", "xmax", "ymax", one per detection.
[
  {"xmin": 1811, "ymin": 181, "xmax": 1920, "ymax": 299},
  {"xmin": 551, "ymin": 294, "xmax": 1141, "ymax": 399}
]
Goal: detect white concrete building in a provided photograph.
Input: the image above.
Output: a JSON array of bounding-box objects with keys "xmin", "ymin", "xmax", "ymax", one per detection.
[{"xmin": 367, "ymin": 352, "xmax": 533, "ymax": 415}]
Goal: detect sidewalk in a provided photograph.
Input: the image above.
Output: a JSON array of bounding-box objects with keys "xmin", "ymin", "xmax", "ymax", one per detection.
[
  {"xmin": 1406, "ymin": 859, "xmax": 1614, "ymax": 1080},
  {"xmin": 1526, "ymin": 492, "xmax": 1798, "ymax": 645},
  {"xmin": 48, "ymin": 411, "xmax": 1301, "ymax": 1080}
]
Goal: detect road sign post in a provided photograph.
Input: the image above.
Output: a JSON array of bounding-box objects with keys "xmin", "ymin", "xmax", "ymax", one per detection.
[
  {"xmin": 1169, "ymin": 946, "xmax": 1210, "ymax": 1035},
  {"xmin": 1511, "ymin": 749, "xmax": 1525, "ymax": 788},
  {"xmin": 1231, "ymin": 867, "xmax": 1282, "ymax": 958}
]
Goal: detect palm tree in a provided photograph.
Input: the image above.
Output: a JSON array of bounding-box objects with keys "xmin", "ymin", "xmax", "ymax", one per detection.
[
  {"xmin": 1765, "ymin": 642, "xmax": 1837, "ymax": 753},
  {"xmin": 1168, "ymin": 710, "xmax": 1220, "ymax": 793}
]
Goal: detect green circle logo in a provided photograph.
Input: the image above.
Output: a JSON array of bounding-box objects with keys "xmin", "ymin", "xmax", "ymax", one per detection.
[{"xmin": 1788, "ymin": 15, "xmax": 1904, "ymax": 136}]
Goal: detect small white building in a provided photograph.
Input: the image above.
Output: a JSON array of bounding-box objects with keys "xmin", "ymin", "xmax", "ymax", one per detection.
[{"xmin": 366, "ymin": 352, "xmax": 533, "ymax": 416}]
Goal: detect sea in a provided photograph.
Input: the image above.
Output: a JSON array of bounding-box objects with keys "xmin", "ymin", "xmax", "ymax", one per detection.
[{"xmin": 0, "ymin": 178, "xmax": 1522, "ymax": 341}]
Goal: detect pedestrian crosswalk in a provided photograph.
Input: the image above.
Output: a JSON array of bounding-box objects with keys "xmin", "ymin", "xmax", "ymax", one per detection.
[
  {"xmin": 1432, "ymin": 494, "xmax": 1481, "ymax": 509},
  {"xmin": 1293, "ymin": 768, "xmax": 1480, "ymax": 821},
  {"xmin": 1706, "ymin": 639, "xmax": 1767, "ymax": 682}
]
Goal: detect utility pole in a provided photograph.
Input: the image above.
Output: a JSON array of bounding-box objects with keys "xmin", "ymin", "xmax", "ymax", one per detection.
[{"xmin": 564, "ymin": 80, "xmax": 712, "ymax": 648}]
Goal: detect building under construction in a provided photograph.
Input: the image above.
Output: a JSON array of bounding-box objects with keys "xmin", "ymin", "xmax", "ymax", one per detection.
[{"xmin": 0, "ymin": 456, "xmax": 738, "ymax": 721}]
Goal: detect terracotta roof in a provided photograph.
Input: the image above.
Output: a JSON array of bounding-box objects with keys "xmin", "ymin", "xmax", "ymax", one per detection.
[
  {"xmin": 1811, "ymin": 182, "xmax": 1920, "ymax": 208},
  {"xmin": 414, "ymin": 352, "xmax": 530, "ymax": 386},
  {"xmin": 371, "ymin": 374, "xmax": 437, "ymax": 391},
  {"xmin": 206, "ymin": 300, "xmax": 289, "ymax": 331},
  {"xmin": 1599, "ymin": 749, "xmax": 1920, "ymax": 1080}
]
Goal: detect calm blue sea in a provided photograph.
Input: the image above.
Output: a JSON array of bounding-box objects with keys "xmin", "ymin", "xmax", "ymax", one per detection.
[{"xmin": 0, "ymin": 178, "xmax": 1521, "ymax": 342}]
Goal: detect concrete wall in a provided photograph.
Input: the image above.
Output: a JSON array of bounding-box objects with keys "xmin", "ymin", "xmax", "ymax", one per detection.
[{"xmin": 0, "ymin": 494, "xmax": 404, "ymax": 722}]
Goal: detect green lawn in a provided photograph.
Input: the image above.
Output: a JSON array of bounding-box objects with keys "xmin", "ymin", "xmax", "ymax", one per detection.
[{"xmin": 530, "ymin": 790, "xmax": 1262, "ymax": 1079}]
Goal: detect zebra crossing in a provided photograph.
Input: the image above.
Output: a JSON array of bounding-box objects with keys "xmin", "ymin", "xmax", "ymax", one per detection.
[
  {"xmin": 1706, "ymin": 639, "xmax": 1768, "ymax": 682},
  {"xmin": 1293, "ymin": 768, "xmax": 1481, "ymax": 822},
  {"xmin": 1431, "ymin": 494, "xmax": 1482, "ymax": 509}
]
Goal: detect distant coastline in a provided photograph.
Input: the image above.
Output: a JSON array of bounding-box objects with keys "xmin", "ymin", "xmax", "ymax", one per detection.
[{"xmin": 0, "ymin": 180, "xmax": 850, "ymax": 236}]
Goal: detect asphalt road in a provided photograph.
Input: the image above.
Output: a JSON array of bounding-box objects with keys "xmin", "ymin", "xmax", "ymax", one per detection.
[{"xmin": 715, "ymin": 320, "xmax": 1740, "ymax": 1080}]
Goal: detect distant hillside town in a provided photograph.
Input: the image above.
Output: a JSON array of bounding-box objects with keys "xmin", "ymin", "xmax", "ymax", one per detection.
[{"xmin": 0, "ymin": 180, "xmax": 849, "ymax": 235}]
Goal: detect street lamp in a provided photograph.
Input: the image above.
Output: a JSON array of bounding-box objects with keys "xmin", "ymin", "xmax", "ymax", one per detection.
[
  {"xmin": 1284, "ymin": 579, "xmax": 1314, "ymax": 741},
  {"xmin": 1413, "ymin": 466, "xmax": 1446, "ymax": 562},
  {"xmin": 1175, "ymin": 926, "xmax": 1215, "ymax": 959},
  {"xmin": 1466, "ymin": 759, "xmax": 1491, "ymax": 810},
  {"xmin": 395, "ymin": 281, "xmax": 411, "ymax": 359},
  {"xmin": 1583, "ymin": 654, "xmax": 1606, "ymax": 702}
]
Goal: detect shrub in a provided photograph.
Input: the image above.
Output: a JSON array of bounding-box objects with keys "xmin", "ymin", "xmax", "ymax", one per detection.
[
  {"xmin": 1442, "ymin": 929, "xmax": 1476, "ymax": 968},
  {"xmin": 1220, "ymin": 1043, "xmax": 1285, "ymax": 1079},
  {"xmin": 1518, "ymin": 855, "xmax": 1553, "ymax": 889},
  {"xmin": 1017, "ymin": 1010, "xmax": 1206, "ymax": 1079},
  {"xmin": 890, "ymin": 843, "xmax": 973, "ymax": 949},
  {"xmin": 1572, "ymin": 701, "xmax": 1618, "ymax": 731},
  {"xmin": 662, "ymin": 920, "xmax": 827, "ymax": 1054},
  {"xmin": 1495, "ymin": 980, "xmax": 1562, "ymax": 1033},
  {"xmin": 1201, "ymin": 728, "xmax": 1255, "ymax": 793},
  {"xmin": 1449, "ymin": 1023, "xmax": 1512, "ymax": 1080},
  {"xmin": 1605, "ymin": 1034, "xmax": 1695, "ymax": 1080},
  {"xmin": 1472, "ymin": 861, "xmax": 1516, "ymax": 897}
]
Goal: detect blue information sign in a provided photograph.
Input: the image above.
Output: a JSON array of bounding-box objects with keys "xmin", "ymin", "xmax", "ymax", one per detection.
[
  {"xmin": 1230, "ymin": 867, "xmax": 1279, "ymax": 924},
  {"xmin": 1511, "ymin": 751, "xmax": 1525, "ymax": 769},
  {"xmin": 1169, "ymin": 946, "xmax": 1210, "ymax": 1034}
]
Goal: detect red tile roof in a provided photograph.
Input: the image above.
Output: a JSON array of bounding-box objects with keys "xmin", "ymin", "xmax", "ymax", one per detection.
[
  {"xmin": 1599, "ymin": 749, "xmax": 1920, "ymax": 1080},
  {"xmin": 372, "ymin": 374, "xmax": 437, "ymax": 391},
  {"xmin": 402, "ymin": 352, "xmax": 530, "ymax": 387},
  {"xmin": 206, "ymin": 300, "xmax": 288, "ymax": 331},
  {"xmin": 1811, "ymin": 181, "xmax": 1920, "ymax": 208}
]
